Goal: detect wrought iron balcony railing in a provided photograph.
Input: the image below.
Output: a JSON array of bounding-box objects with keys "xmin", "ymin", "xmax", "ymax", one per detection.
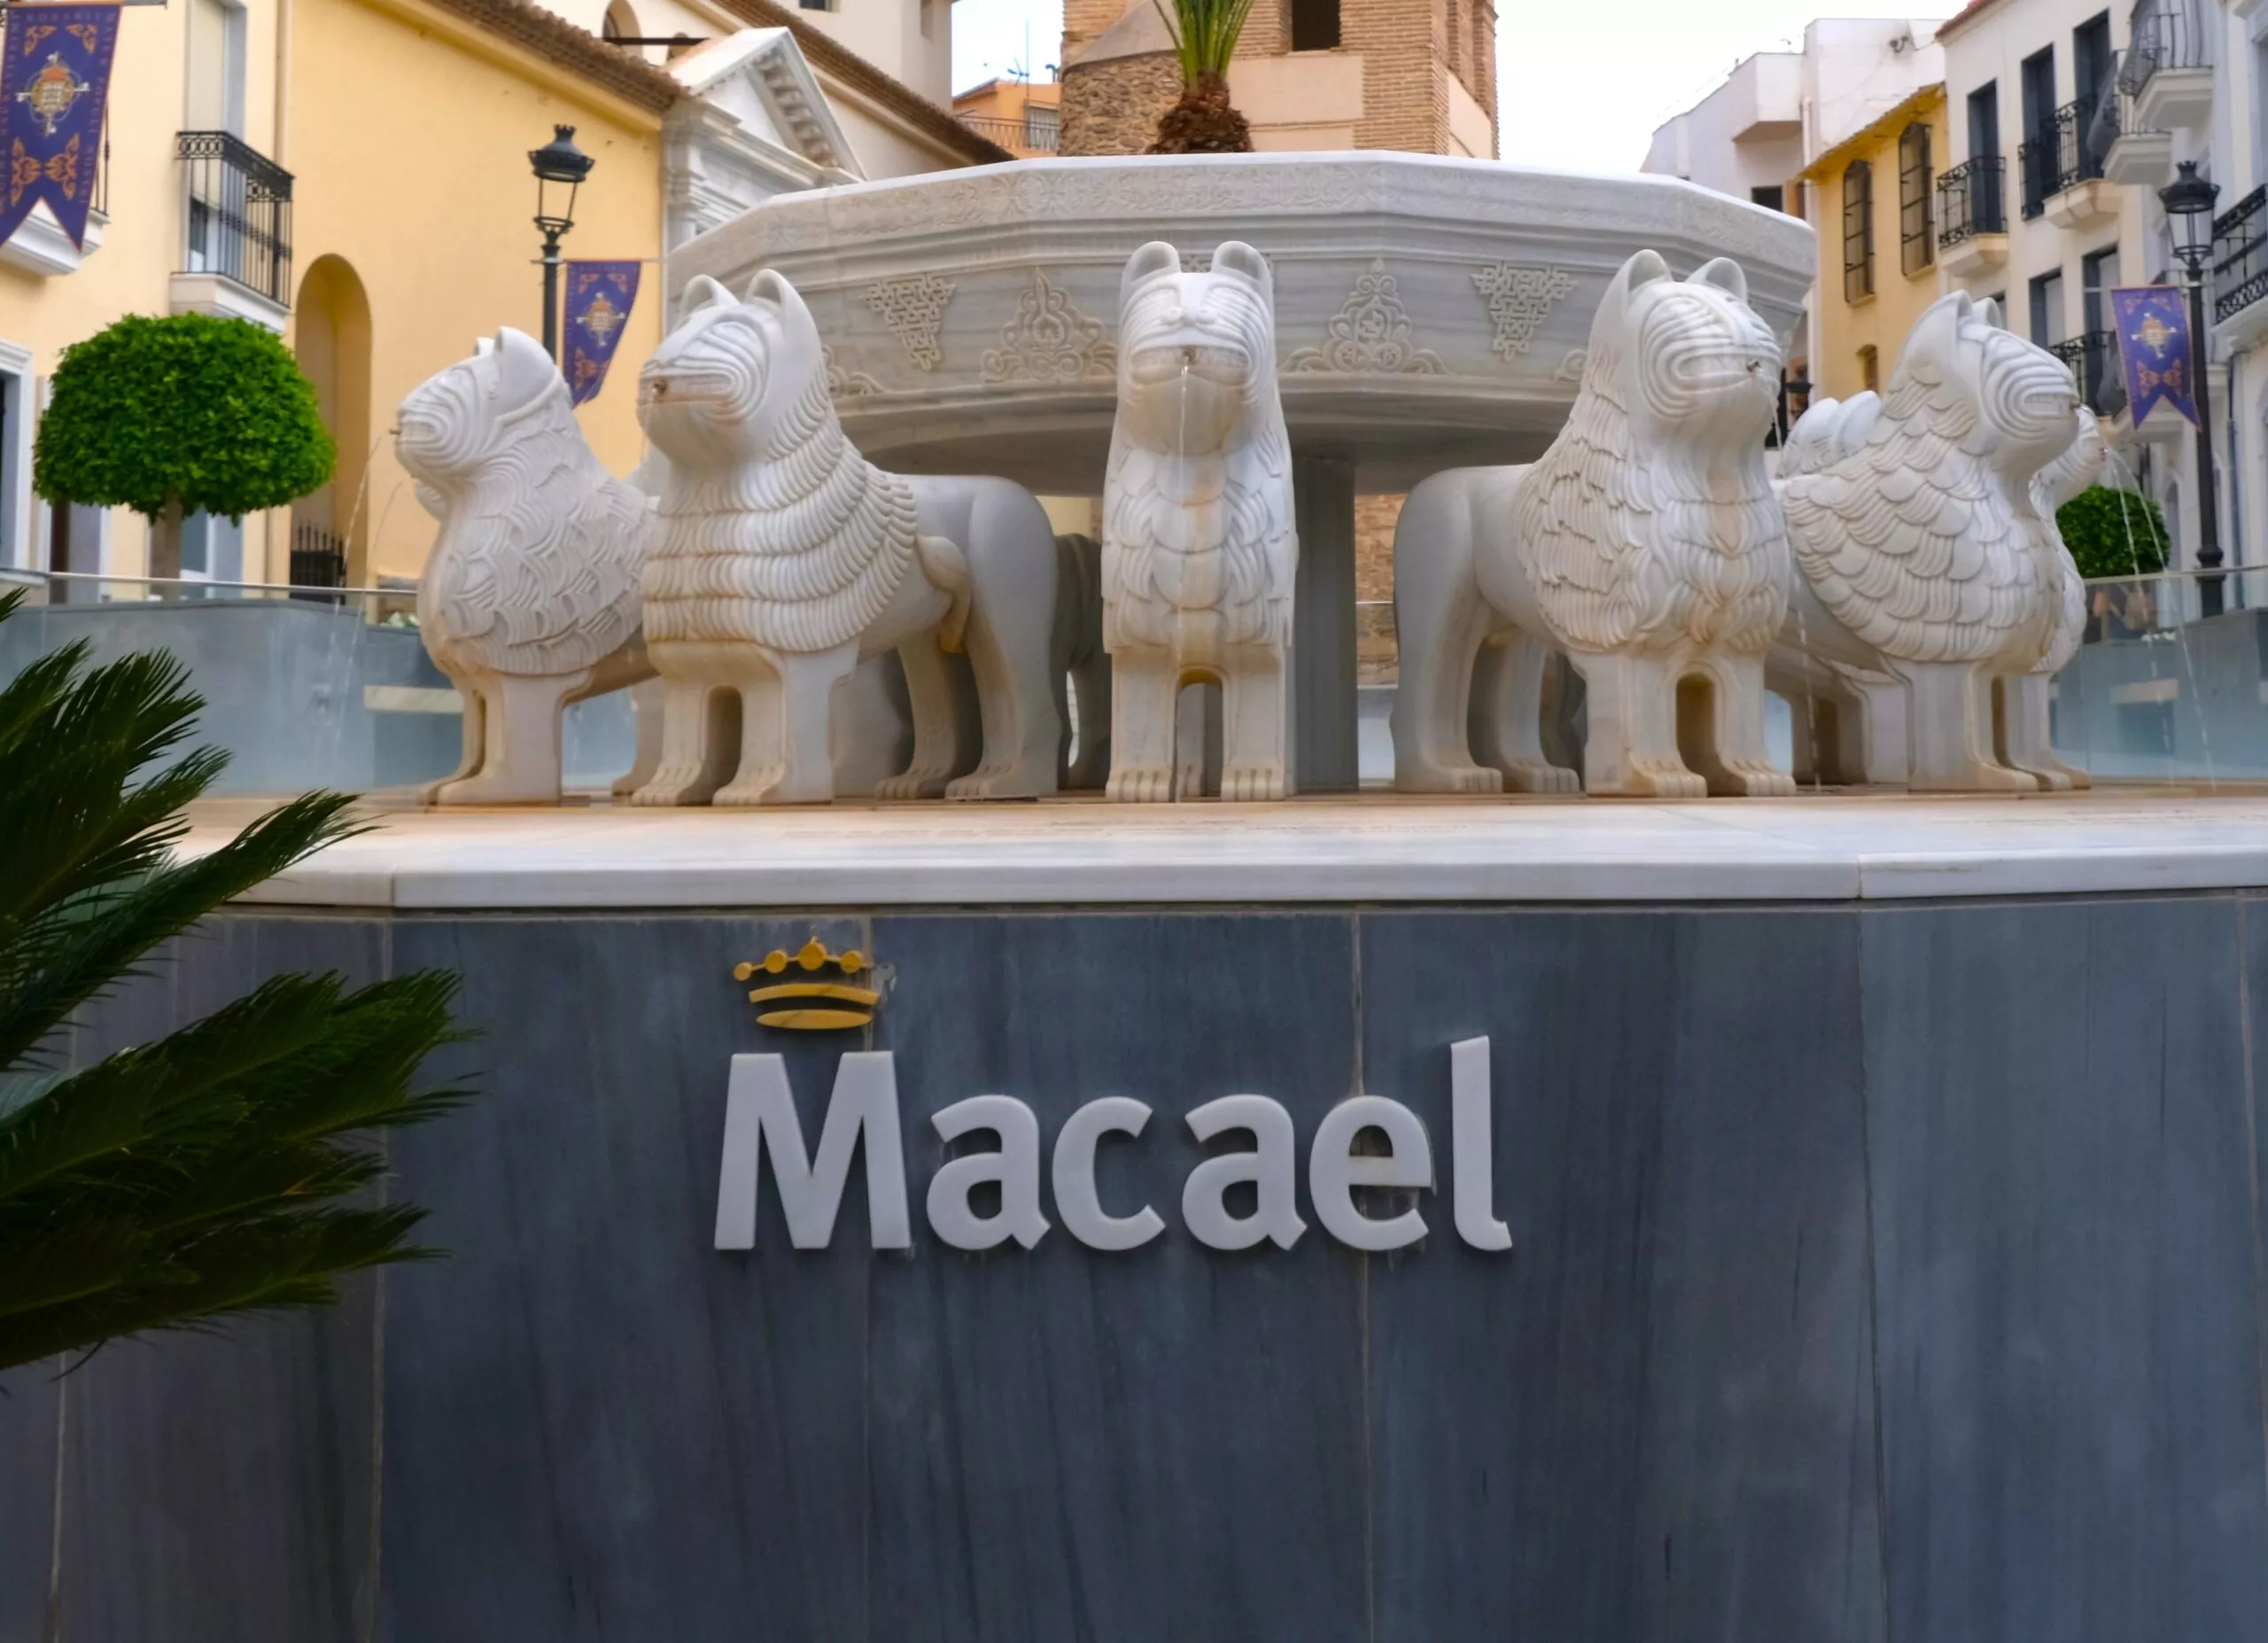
[
  {"xmin": 1937, "ymin": 155, "xmax": 2007, "ymax": 244},
  {"xmin": 2048, "ymin": 331, "xmax": 2129, "ymax": 421},
  {"xmin": 2124, "ymin": 0, "xmax": 2211, "ymax": 99},
  {"xmin": 2017, "ymin": 134, "xmax": 2054, "ymax": 218},
  {"xmin": 954, "ymin": 111, "xmax": 1060, "ymax": 153},
  {"xmin": 175, "ymin": 129, "xmax": 292, "ymax": 306},
  {"xmin": 2054, "ymin": 98, "xmax": 2107, "ymax": 192},
  {"xmin": 2213, "ymin": 185, "xmax": 2268, "ymax": 324}
]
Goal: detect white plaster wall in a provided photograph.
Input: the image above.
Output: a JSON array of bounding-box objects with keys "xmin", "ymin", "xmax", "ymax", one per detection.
[
  {"xmin": 1642, "ymin": 50, "xmax": 1804, "ymax": 199},
  {"xmin": 1938, "ymin": 0, "xmax": 2201, "ymax": 565}
]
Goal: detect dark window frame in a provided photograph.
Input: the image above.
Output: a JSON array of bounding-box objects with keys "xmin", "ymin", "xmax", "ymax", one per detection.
[
  {"xmin": 1899, "ymin": 123, "xmax": 1934, "ymax": 275},
  {"xmin": 1843, "ymin": 159, "xmax": 1876, "ymax": 302},
  {"xmin": 1291, "ymin": 0, "xmax": 1340, "ymax": 51}
]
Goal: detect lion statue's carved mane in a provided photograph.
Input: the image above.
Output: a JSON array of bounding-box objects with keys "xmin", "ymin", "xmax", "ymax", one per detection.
[
  {"xmin": 1511, "ymin": 253, "xmax": 1790, "ymax": 661},
  {"xmin": 1102, "ymin": 241, "xmax": 1293, "ymax": 654},
  {"xmin": 639, "ymin": 276, "xmax": 933, "ymax": 657},
  {"xmin": 628, "ymin": 271, "xmax": 1061, "ymax": 806},
  {"xmin": 1391, "ymin": 250, "xmax": 1794, "ymax": 798},
  {"xmin": 396, "ymin": 325, "xmax": 650, "ymax": 805},
  {"xmin": 1099, "ymin": 240, "xmax": 1297, "ymax": 802},
  {"xmin": 1778, "ymin": 290, "xmax": 2081, "ymax": 790}
]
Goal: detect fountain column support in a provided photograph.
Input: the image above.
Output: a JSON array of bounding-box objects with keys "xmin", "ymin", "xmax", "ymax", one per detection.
[{"xmin": 1293, "ymin": 454, "xmax": 1358, "ymax": 793}]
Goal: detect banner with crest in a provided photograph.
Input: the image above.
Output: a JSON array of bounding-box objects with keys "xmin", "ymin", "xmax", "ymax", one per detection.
[
  {"xmin": 0, "ymin": 4, "xmax": 118, "ymax": 252},
  {"xmin": 563, "ymin": 261, "xmax": 641, "ymax": 406},
  {"xmin": 2112, "ymin": 285, "xmax": 2200, "ymax": 429}
]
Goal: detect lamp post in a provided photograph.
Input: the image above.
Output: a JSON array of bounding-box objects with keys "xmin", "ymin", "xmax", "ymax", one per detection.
[
  {"xmin": 529, "ymin": 124, "xmax": 594, "ymax": 362},
  {"xmin": 2159, "ymin": 160, "xmax": 2225, "ymax": 616}
]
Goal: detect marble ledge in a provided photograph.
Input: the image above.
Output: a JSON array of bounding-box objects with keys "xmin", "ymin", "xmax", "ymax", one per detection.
[{"xmin": 174, "ymin": 792, "xmax": 2268, "ymax": 910}]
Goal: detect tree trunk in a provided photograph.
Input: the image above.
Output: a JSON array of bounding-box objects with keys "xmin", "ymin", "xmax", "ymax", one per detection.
[
  {"xmin": 150, "ymin": 494, "xmax": 183, "ymax": 598},
  {"xmin": 1148, "ymin": 72, "xmax": 1253, "ymax": 155}
]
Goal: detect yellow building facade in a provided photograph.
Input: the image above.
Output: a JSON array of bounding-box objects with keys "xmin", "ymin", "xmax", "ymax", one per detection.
[
  {"xmin": 289, "ymin": 0, "xmax": 672, "ymax": 584},
  {"xmin": 0, "ymin": 0, "xmax": 990, "ymax": 590},
  {"xmin": 1799, "ymin": 84, "xmax": 1950, "ymax": 403}
]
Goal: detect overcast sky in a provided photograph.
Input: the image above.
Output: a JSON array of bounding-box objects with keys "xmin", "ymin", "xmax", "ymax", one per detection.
[{"xmin": 951, "ymin": 0, "xmax": 1835, "ymax": 172}]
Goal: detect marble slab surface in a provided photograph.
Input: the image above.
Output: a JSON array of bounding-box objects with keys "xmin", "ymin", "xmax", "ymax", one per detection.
[{"xmin": 176, "ymin": 790, "xmax": 2268, "ymax": 908}]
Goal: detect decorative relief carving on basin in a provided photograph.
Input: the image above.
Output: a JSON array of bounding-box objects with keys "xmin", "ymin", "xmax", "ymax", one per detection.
[
  {"xmin": 981, "ymin": 269, "xmax": 1116, "ymax": 386},
  {"xmin": 1285, "ymin": 260, "xmax": 1446, "ymax": 377},
  {"xmin": 864, "ymin": 272, "xmax": 953, "ymax": 371},
  {"xmin": 670, "ymin": 154, "xmax": 1817, "ymax": 492},
  {"xmin": 1471, "ymin": 262, "xmax": 1576, "ymax": 361}
]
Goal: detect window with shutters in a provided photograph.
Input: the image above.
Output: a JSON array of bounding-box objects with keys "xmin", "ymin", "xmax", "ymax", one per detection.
[
  {"xmin": 1899, "ymin": 124, "xmax": 1934, "ymax": 275},
  {"xmin": 1843, "ymin": 160, "xmax": 1875, "ymax": 302}
]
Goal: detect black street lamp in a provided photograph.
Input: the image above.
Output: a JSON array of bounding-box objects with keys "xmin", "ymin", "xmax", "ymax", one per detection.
[
  {"xmin": 529, "ymin": 124, "xmax": 594, "ymax": 362},
  {"xmin": 2159, "ymin": 160, "xmax": 2225, "ymax": 616}
]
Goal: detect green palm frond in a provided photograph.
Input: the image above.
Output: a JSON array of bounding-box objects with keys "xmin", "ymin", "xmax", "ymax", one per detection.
[
  {"xmin": 0, "ymin": 590, "xmax": 470, "ymax": 1372},
  {"xmin": 1150, "ymin": 0, "xmax": 1257, "ymax": 79}
]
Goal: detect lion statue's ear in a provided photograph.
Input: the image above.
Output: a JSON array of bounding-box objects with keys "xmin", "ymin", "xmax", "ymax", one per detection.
[
  {"xmin": 1897, "ymin": 291, "xmax": 1971, "ymax": 386},
  {"xmin": 680, "ymin": 275, "xmax": 738, "ymax": 315},
  {"xmin": 1977, "ymin": 296, "xmax": 2006, "ymax": 330},
  {"xmin": 1211, "ymin": 241, "xmax": 1271, "ymax": 296},
  {"xmin": 1122, "ymin": 241, "xmax": 1180, "ymax": 303},
  {"xmin": 745, "ymin": 268, "xmax": 816, "ymax": 333},
  {"xmin": 1588, "ymin": 249, "xmax": 1673, "ymax": 351},
  {"xmin": 493, "ymin": 328, "xmax": 557, "ymax": 408},
  {"xmin": 473, "ymin": 335, "xmax": 496, "ymax": 359},
  {"xmin": 1689, "ymin": 257, "xmax": 1749, "ymax": 303}
]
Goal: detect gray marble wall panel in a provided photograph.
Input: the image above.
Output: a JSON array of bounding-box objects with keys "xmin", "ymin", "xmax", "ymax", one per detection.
[
  {"xmin": 37, "ymin": 917, "xmax": 387, "ymax": 1643},
  {"xmin": 1358, "ymin": 909, "xmax": 1882, "ymax": 1643},
  {"xmin": 0, "ymin": 1363, "xmax": 59, "ymax": 1638},
  {"xmin": 1862, "ymin": 896, "xmax": 2268, "ymax": 1641},
  {"xmin": 866, "ymin": 913, "xmax": 1365, "ymax": 1643},
  {"xmin": 12, "ymin": 897, "xmax": 2268, "ymax": 1642},
  {"xmin": 382, "ymin": 915, "xmax": 875, "ymax": 1643}
]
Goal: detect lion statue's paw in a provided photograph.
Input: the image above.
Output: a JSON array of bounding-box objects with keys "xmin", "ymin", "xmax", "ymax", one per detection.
[
  {"xmin": 1501, "ymin": 762, "xmax": 1580, "ymax": 797},
  {"xmin": 1219, "ymin": 765, "xmax": 1286, "ymax": 803},
  {"xmin": 628, "ymin": 764, "xmax": 721, "ymax": 808},
  {"xmin": 1718, "ymin": 762, "xmax": 1798, "ymax": 798},
  {"xmin": 875, "ymin": 767, "xmax": 952, "ymax": 802},
  {"xmin": 1106, "ymin": 767, "xmax": 1175, "ymax": 804}
]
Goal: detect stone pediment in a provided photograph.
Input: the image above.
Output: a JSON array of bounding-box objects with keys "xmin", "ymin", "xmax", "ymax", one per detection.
[{"xmin": 670, "ymin": 27, "xmax": 860, "ymax": 180}]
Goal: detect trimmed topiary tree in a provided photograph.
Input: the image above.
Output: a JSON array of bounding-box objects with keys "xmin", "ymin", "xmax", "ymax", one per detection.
[
  {"xmin": 2055, "ymin": 484, "xmax": 2170, "ymax": 580},
  {"xmin": 34, "ymin": 314, "xmax": 336, "ymax": 585}
]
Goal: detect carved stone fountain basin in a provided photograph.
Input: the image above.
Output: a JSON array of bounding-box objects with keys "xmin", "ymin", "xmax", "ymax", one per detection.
[{"xmin": 667, "ymin": 152, "xmax": 1817, "ymax": 494}]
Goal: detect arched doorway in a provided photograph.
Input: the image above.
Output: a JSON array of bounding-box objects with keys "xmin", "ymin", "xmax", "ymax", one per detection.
[{"xmin": 293, "ymin": 254, "xmax": 373, "ymax": 585}]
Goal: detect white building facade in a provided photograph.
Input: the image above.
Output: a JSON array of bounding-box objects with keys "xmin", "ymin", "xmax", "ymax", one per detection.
[
  {"xmin": 1935, "ymin": 0, "xmax": 2214, "ymax": 567},
  {"xmin": 1644, "ymin": 19, "xmax": 1947, "ymax": 398}
]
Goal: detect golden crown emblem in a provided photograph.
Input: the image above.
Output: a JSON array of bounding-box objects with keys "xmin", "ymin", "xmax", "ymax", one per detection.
[{"xmin": 733, "ymin": 938, "xmax": 879, "ymax": 1032}]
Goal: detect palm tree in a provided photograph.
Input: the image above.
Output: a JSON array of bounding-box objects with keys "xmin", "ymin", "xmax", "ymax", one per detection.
[
  {"xmin": 0, "ymin": 590, "xmax": 466, "ymax": 1372},
  {"xmin": 1149, "ymin": 0, "xmax": 1257, "ymax": 154}
]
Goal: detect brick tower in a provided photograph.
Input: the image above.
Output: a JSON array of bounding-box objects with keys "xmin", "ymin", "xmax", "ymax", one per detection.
[{"xmin": 1060, "ymin": 0, "xmax": 1496, "ymax": 160}]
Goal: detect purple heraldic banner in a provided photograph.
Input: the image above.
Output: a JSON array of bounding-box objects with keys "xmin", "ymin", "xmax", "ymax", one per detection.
[
  {"xmin": 563, "ymin": 261, "xmax": 641, "ymax": 406},
  {"xmin": 2112, "ymin": 284, "xmax": 2201, "ymax": 428},
  {"xmin": 0, "ymin": 4, "xmax": 119, "ymax": 252}
]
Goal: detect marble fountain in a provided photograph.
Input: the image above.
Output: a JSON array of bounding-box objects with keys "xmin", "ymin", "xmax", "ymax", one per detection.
[{"xmin": 23, "ymin": 155, "xmax": 2268, "ymax": 1643}]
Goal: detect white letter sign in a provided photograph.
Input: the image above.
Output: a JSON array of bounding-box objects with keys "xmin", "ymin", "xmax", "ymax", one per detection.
[
  {"xmin": 927, "ymin": 1095, "xmax": 1052, "ymax": 1250},
  {"xmin": 714, "ymin": 1051, "xmax": 911, "ymax": 1250},
  {"xmin": 1182, "ymin": 1094, "xmax": 1306, "ymax": 1250},
  {"xmin": 1052, "ymin": 1097, "xmax": 1165, "ymax": 1251},
  {"xmin": 1309, "ymin": 1095, "xmax": 1433, "ymax": 1251},
  {"xmin": 1450, "ymin": 1037, "xmax": 1512, "ymax": 1251}
]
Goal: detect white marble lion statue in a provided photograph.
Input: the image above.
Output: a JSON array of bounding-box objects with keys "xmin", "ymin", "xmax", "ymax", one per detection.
[
  {"xmin": 1100, "ymin": 239, "xmax": 1296, "ymax": 803},
  {"xmin": 1779, "ymin": 290, "xmax": 2081, "ymax": 791},
  {"xmin": 630, "ymin": 271, "xmax": 1060, "ymax": 806},
  {"xmin": 1391, "ymin": 249, "xmax": 1793, "ymax": 798},
  {"xmin": 397, "ymin": 326, "xmax": 654, "ymax": 806},
  {"xmin": 1765, "ymin": 391, "xmax": 1907, "ymax": 788}
]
